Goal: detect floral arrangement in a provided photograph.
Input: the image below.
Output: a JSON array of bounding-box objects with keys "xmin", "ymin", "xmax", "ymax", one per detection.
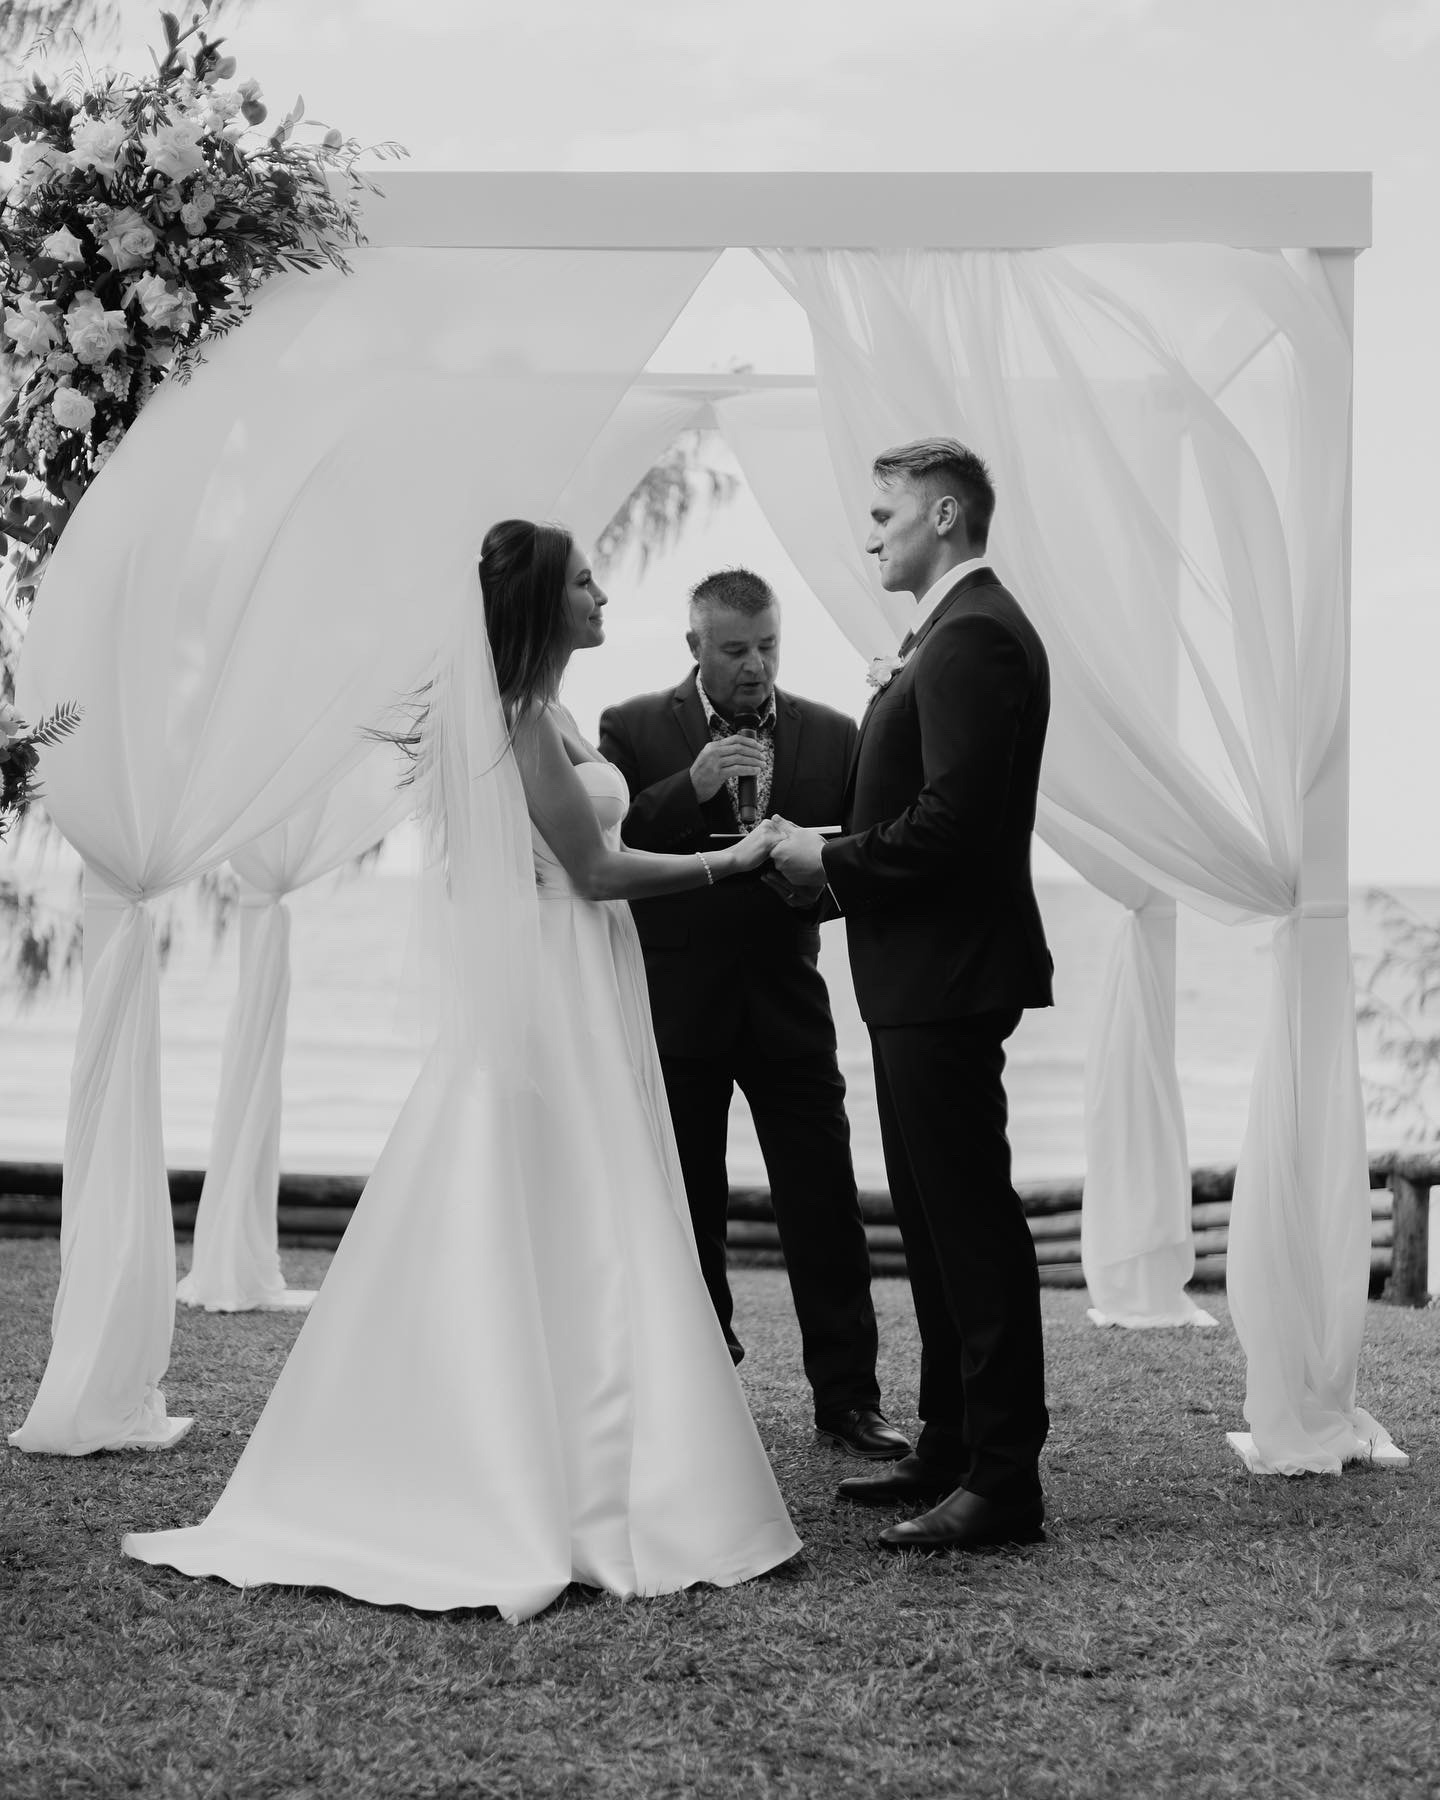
[
  {"xmin": 0, "ymin": 697, "xmax": 79, "ymax": 840},
  {"xmin": 0, "ymin": 4, "xmax": 405, "ymax": 609}
]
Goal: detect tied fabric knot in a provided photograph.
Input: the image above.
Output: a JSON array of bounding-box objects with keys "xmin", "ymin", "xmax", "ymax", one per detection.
[
  {"xmin": 84, "ymin": 883, "xmax": 151, "ymax": 911},
  {"xmin": 238, "ymin": 884, "xmax": 285, "ymax": 910}
]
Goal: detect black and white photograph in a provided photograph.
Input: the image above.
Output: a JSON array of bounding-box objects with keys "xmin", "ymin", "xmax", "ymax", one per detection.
[{"xmin": 1, "ymin": 0, "xmax": 1438, "ymax": 1794}]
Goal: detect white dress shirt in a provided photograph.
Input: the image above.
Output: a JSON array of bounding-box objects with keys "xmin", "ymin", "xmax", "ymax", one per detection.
[{"xmin": 908, "ymin": 555, "xmax": 992, "ymax": 639}]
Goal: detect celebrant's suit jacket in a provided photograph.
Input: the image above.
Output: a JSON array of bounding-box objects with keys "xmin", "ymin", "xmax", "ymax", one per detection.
[
  {"xmin": 822, "ymin": 567, "xmax": 1054, "ymax": 1027},
  {"xmin": 599, "ymin": 671, "xmax": 857, "ymax": 1059}
]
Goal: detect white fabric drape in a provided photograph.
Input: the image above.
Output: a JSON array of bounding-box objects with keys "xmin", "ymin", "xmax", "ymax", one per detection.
[
  {"xmin": 176, "ymin": 748, "xmax": 413, "ymax": 1313},
  {"xmin": 12, "ymin": 246, "xmax": 719, "ymax": 1454},
  {"xmin": 717, "ymin": 377, "xmax": 1205, "ymax": 1327},
  {"xmin": 554, "ymin": 385, "xmax": 713, "ymax": 550},
  {"xmin": 1079, "ymin": 894, "xmax": 1198, "ymax": 1325},
  {"xmin": 1040, "ymin": 817, "xmax": 1213, "ymax": 1329},
  {"xmin": 712, "ymin": 386, "xmax": 910, "ymax": 657},
  {"xmin": 761, "ymin": 245, "xmax": 1394, "ymax": 1470}
]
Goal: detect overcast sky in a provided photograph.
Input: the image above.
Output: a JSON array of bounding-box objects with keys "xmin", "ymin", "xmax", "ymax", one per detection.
[{"xmin": 77, "ymin": 0, "xmax": 1440, "ymax": 880}]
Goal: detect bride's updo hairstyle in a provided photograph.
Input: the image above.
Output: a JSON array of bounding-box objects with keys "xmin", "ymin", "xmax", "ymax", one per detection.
[{"xmin": 479, "ymin": 518, "xmax": 576, "ymax": 722}]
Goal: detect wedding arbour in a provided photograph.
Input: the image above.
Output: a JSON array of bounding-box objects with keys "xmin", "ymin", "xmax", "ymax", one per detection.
[{"xmin": 12, "ymin": 168, "xmax": 1399, "ymax": 1480}]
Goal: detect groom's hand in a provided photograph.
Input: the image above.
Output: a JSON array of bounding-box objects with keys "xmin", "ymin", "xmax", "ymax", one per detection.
[
  {"xmin": 760, "ymin": 869, "xmax": 825, "ymax": 909},
  {"xmin": 768, "ymin": 817, "xmax": 828, "ymax": 887}
]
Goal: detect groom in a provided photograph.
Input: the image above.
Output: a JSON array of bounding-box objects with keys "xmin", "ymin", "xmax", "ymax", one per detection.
[{"xmin": 771, "ymin": 437, "xmax": 1053, "ymax": 1550}]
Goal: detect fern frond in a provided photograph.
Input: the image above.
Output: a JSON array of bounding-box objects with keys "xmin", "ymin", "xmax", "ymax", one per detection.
[{"xmin": 28, "ymin": 701, "xmax": 82, "ymax": 746}]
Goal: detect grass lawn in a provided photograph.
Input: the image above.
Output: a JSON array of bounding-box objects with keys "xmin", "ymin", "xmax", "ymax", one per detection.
[{"xmin": 2, "ymin": 1239, "xmax": 1438, "ymax": 1800}]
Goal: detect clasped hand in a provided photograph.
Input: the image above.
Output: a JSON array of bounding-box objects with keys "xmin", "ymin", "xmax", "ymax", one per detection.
[
  {"xmin": 726, "ymin": 815, "xmax": 825, "ymax": 903},
  {"xmin": 728, "ymin": 815, "xmax": 787, "ymax": 871},
  {"xmin": 767, "ymin": 816, "xmax": 827, "ymax": 887},
  {"xmin": 713, "ymin": 815, "xmax": 828, "ymax": 915}
]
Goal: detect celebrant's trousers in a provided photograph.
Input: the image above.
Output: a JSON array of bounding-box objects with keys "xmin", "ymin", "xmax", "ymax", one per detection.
[{"xmin": 660, "ymin": 1043, "xmax": 880, "ymax": 1419}]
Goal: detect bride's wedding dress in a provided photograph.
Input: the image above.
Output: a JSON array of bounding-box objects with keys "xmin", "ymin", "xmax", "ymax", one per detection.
[{"xmin": 123, "ymin": 757, "xmax": 800, "ymax": 1621}]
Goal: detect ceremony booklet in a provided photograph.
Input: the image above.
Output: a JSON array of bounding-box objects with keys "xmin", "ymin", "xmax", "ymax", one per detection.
[{"xmin": 707, "ymin": 825, "xmax": 843, "ymax": 843}]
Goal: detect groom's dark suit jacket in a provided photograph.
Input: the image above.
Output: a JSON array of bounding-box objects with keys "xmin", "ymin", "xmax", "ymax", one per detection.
[
  {"xmin": 823, "ymin": 568, "xmax": 1054, "ymax": 1025},
  {"xmin": 598, "ymin": 671, "xmax": 857, "ymax": 1059}
]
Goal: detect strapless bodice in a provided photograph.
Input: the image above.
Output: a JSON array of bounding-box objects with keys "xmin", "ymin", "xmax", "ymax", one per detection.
[{"xmin": 533, "ymin": 759, "xmax": 630, "ymax": 892}]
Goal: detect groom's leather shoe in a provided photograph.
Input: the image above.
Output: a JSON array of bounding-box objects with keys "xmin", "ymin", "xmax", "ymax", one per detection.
[
  {"xmin": 877, "ymin": 1488, "xmax": 1045, "ymax": 1553},
  {"xmin": 815, "ymin": 1408, "xmax": 910, "ymax": 1461},
  {"xmin": 836, "ymin": 1453, "xmax": 957, "ymax": 1505}
]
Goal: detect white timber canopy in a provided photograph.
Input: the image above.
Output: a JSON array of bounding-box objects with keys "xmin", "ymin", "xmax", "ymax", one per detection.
[{"xmin": 14, "ymin": 169, "xmax": 1401, "ymax": 1479}]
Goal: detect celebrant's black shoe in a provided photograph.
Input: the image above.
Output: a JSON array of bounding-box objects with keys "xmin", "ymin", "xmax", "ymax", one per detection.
[
  {"xmin": 836, "ymin": 1453, "xmax": 956, "ymax": 1505},
  {"xmin": 877, "ymin": 1488, "xmax": 1045, "ymax": 1553},
  {"xmin": 815, "ymin": 1408, "xmax": 911, "ymax": 1460}
]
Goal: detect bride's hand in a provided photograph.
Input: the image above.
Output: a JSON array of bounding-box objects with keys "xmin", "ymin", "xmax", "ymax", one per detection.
[{"xmin": 726, "ymin": 817, "xmax": 785, "ymax": 873}]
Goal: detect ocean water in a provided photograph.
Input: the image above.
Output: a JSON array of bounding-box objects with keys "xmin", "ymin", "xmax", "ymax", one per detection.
[{"xmin": 2, "ymin": 873, "xmax": 1431, "ymax": 1188}]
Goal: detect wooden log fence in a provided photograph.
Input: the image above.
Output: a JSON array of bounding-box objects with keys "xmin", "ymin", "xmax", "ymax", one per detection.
[{"xmin": 2, "ymin": 1149, "xmax": 1436, "ymax": 1301}]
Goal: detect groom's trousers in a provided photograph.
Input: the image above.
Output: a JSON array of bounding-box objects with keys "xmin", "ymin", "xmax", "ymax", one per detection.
[{"xmin": 869, "ymin": 1009, "xmax": 1048, "ymax": 1502}]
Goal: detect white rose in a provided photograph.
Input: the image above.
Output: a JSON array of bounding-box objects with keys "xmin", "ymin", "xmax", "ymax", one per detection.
[
  {"xmin": 50, "ymin": 386, "xmax": 97, "ymax": 432},
  {"xmin": 8, "ymin": 138, "xmax": 75, "ymax": 199},
  {"xmin": 3, "ymin": 296, "xmax": 60, "ymax": 359},
  {"xmin": 64, "ymin": 291, "xmax": 130, "ymax": 365},
  {"xmin": 39, "ymin": 224, "xmax": 87, "ymax": 264},
  {"xmin": 865, "ymin": 652, "xmax": 910, "ymax": 691},
  {"xmin": 96, "ymin": 206, "xmax": 158, "ymax": 272},
  {"xmin": 124, "ymin": 272, "xmax": 195, "ymax": 333},
  {"xmin": 155, "ymin": 184, "xmax": 185, "ymax": 216},
  {"xmin": 198, "ymin": 91, "xmax": 241, "ymax": 129},
  {"xmin": 141, "ymin": 120, "xmax": 207, "ymax": 183},
  {"xmin": 69, "ymin": 114, "xmax": 128, "ymax": 179}
]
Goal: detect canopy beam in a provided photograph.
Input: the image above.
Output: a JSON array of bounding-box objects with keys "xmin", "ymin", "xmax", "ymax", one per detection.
[{"xmin": 347, "ymin": 171, "xmax": 1371, "ymax": 252}]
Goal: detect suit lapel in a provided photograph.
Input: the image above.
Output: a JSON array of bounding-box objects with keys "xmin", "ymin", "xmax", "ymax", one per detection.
[
  {"xmin": 842, "ymin": 568, "xmax": 998, "ymax": 811},
  {"xmin": 672, "ymin": 669, "xmax": 738, "ymax": 833},
  {"xmin": 906, "ymin": 566, "xmax": 997, "ymax": 656},
  {"xmin": 768, "ymin": 690, "xmax": 801, "ymax": 816},
  {"xmin": 670, "ymin": 670, "xmax": 710, "ymax": 763},
  {"xmin": 845, "ymin": 690, "xmax": 882, "ymax": 810}
]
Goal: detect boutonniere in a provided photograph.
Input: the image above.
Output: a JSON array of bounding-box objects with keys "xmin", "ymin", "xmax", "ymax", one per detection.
[{"xmin": 865, "ymin": 652, "xmax": 909, "ymax": 692}]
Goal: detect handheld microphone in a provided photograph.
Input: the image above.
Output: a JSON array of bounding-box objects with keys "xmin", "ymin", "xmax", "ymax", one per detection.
[{"xmin": 733, "ymin": 711, "xmax": 762, "ymax": 829}]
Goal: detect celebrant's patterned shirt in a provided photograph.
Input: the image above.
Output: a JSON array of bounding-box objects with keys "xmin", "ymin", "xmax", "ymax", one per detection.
[{"xmin": 695, "ymin": 672, "xmax": 776, "ymax": 831}]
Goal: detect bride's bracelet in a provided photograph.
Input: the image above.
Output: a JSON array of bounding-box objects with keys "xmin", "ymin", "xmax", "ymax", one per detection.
[{"xmin": 695, "ymin": 851, "xmax": 715, "ymax": 887}]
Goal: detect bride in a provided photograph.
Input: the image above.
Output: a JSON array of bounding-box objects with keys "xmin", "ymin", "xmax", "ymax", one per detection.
[{"xmin": 123, "ymin": 519, "xmax": 802, "ymax": 1622}]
